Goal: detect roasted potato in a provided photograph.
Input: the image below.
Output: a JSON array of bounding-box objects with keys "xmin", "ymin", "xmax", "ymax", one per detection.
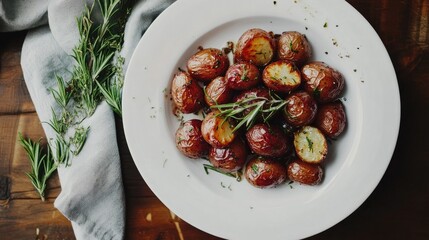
[
  {"xmin": 283, "ymin": 91, "xmax": 318, "ymax": 127},
  {"xmin": 175, "ymin": 119, "xmax": 210, "ymax": 159},
  {"xmin": 225, "ymin": 62, "xmax": 261, "ymax": 90},
  {"xmin": 245, "ymin": 156, "xmax": 287, "ymax": 188},
  {"xmin": 277, "ymin": 31, "xmax": 312, "ymax": 66},
  {"xmin": 234, "ymin": 28, "xmax": 276, "ymax": 67},
  {"xmin": 201, "ymin": 111, "xmax": 236, "ymax": 148},
  {"xmin": 287, "ymin": 159, "xmax": 323, "ymax": 185},
  {"xmin": 314, "ymin": 101, "xmax": 347, "ymax": 138},
  {"xmin": 262, "ymin": 60, "xmax": 301, "ymax": 93},
  {"xmin": 294, "ymin": 126, "xmax": 328, "ymax": 164},
  {"xmin": 208, "ymin": 138, "xmax": 248, "ymax": 172},
  {"xmin": 171, "ymin": 71, "xmax": 204, "ymax": 113},
  {"xmin": 246, "ymin": 123, "xmax": 290, "ymax": 157},
  {"xmin": 204, "ymin": 76, "xmax": 233, "ymax": 106},
  {"xmin": 187, "ymin": 48, "xmax": 229, "ymax": 82},
  {"xmin": 301, "ymin": 61, "xmax": 345, "ymax": 103}
]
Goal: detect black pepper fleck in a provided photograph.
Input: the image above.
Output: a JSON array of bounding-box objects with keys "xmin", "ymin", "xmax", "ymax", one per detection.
[
  {"xmin": 325, "ymin": 51, "xmax": 328, "ymax": 55},
  {"xmin": 273, "ymin": 1, "xmax": 277, "ymax": 5}
]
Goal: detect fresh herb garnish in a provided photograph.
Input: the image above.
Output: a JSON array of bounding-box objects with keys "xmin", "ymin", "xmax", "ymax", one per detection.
[
  {"xmin": 203, "ymin": 164, "xmax": 242, "ymax": 182},
  {"xmin": 211, "ymin": 90, "xmax": 288, "ymax": 132},
  {"xmin": 306, "ymin": 136, "xmax": 314, "ymax": 152}
]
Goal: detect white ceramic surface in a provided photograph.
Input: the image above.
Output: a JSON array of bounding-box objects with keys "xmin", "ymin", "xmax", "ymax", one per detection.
[{"xmin": 123, "ymin": 0, "xmax": 400, "ymax": 239}]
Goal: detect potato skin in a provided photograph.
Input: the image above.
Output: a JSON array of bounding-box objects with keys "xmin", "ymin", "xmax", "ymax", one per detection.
[
  {"xmin": 175, "ymin": 119, "xmax": 210, "ymax": 159},
  {"xmin": 225, "ymin": 62, "xmax": 261, "ymax": 90},
  {"xmin": 201, "ymin": 111, "xmax": 236, "ymax": 148},
  {"xmin": 245, "ymin": 156, "xmax": 287, "ymax": 188},
  {"xmin": 234, "ymin": 28, "xmax": 276, "ymax": 67},
  {"xmin": 171, "ymin": 71, "xmax": 204, "ymax": 113},
  {"xmin": 287, "ymin": 159, "xmax": 323, "ymax": 185},
  {"xmin": 208, "ymin": 138, "xmax": 248, "ymax": 172},
  {"xmin": 278, "ymin": 31, "xmax": 312, "ymax": 66},
  {"xmin": 187, "ymin": 48, "xmax": 229, "ymax": 82},
  {"xmin": 301, "ymin": 61, "xmax": 345, "ymax": 103},
  {"xmin": 283, "ymin": 91, "xmax": 318, "ymax": 127},
  {"xmin": 294, "ymin": 126, "xmax": 328, "ymax": 164},
  {"xmin": 204, "ymin": 76, "xmax": 233, "ymax": 106},
  {"xmin": 314, "ymin": 101, "xmax": 346, "ymax": 138},
  {"xmin": 262, "ymin": 60, "xmax": 301, "ymax": 93},
  {"xmin": 246, "ymin": 123, "xmax": 289, "ymax": 157}
]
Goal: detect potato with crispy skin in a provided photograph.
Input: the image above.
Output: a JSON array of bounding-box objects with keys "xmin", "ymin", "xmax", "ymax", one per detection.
[
  {"xmin": 187, "ymin": 48, "xmax": 229, "ymax": 82},
  {"xmin": 287, "ymin": 159, "xmax": 323, "ymax": 185},
  {"xmin": 245, "ymin": 156, "xmax": 287, "ymax": 188},
  {"xmin": 283, "ymin": 91, "xmax": 318, "ymax": 127},
  {"xmin": 204, "ymin": 76, "xmax": 233, "ymax": 106},
  {"xmin": 234, "ymin": 28, "xmax": 276, "ymax": 67},
  {"xmin": 225, "ymin": 62, "xmax": 261, "ymax": 90},
  {"xmin": 262, "ymin": 60, "xmax": 301, "ymax": 93},
  {"xmin": 171, "ymin": 71, "xmax": 204, "ymax": 113},
  {"xmin": 201, "ymin": 111, "xmax": 236, "ymax": 148},
  {"xmin": 301, "ymin": 61, "xmax": 345, "ymax": 103},
  {"xmin": 208, "ymin": 138, "xmax": 248, "ymax": 172},
  {"xmin": 175, "ymin": 119, "xmax": 210, "ymax": 159},
  {"xmin": 314, "ymin": 101, "xmax": 347, "ymax": 138},
  {"xmin": 233, "ymin": 87, "xmax": 271, "ymax": 119},
  {"xmin": 278, "ymin": 31, "xmax": 312, "ymax": 66},
  {"xmin": 246, "ymin": 123, "xmax": 290, "ymax": 157},
  {"xmin": 294, "ymin": 126, "xmax": 328, "ymax": 164}
]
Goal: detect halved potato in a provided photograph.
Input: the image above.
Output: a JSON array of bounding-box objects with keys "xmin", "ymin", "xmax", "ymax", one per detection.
[
  {"xmin": 262, "ymin": 60, "xmax": 301, "ymax": 92},
  {"xmin": 201, "ymin": 111, "xmax": 236, "ymax": 148},
  {"xmin": 293, "ymin": 126, "xmax": 328, "ymax": 164},
  {"xmin": 234, "ymin": 28, "xmax": 276, "ymax": 67}
]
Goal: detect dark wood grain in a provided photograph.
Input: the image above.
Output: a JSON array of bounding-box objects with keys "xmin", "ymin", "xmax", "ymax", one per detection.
[{"xmin": 1, "ymin": 0, "xmax": 429, "ymax": 239}]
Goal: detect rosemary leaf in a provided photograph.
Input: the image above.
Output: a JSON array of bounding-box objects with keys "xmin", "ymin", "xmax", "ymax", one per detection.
[
  {"xmin": 203, "ymin": 164, "xmax": 242, "ymax": 182},
  {"xmin": 96, "ymin": 80, "xmax": 122, "ymax": 116},
  {"xmin": 70, "ymin": 126, "xmax": 90, "ymax": 155}
]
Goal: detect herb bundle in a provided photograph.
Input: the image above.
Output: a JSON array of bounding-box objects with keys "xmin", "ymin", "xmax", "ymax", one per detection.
[{"xmin": 19, "ymin": 0, "xmax": 130, "ymax": 200}]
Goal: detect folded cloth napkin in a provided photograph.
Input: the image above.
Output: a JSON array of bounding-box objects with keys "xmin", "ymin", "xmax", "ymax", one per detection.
[{"xmin": 1, "ymin": 0, "xmax": 175, "ymax": 239}]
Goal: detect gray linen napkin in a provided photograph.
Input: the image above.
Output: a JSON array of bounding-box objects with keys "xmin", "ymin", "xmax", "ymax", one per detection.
[{"xmin": 1, "ymin": 0, "xmax": 175, "ymax": 239}]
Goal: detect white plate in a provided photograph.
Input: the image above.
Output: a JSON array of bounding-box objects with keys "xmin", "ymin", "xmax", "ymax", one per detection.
[{"xmin": 123, "ymin": 0, "xmax": 400, "ymax": 239}]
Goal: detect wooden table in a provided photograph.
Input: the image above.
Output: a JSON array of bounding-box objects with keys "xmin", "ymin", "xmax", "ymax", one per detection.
[{"xmin": 1, "ymin": 0, "xmax": 428, "ymax": 239}]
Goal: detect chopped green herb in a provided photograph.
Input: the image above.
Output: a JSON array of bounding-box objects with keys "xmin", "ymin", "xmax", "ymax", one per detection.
[
  {"xmin": 323, "ymin": 22, "xmax": 328, "ymax": 28},
  {"xmin": 306, "ymin": 136, "xmax": 314, "ymax": 152}
]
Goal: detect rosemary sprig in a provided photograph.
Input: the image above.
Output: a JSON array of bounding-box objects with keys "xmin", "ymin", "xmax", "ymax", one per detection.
[
  {"xmin": 203, "ymin": 164, "xmax": 242, "ymax": 182},
  {"xmin": 211, "ymin": 91, "xmax": 288, "ymax": 132},
  {"xmin": 18, "ymin": 134, "xmax": 57, "ymax": 201}
]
